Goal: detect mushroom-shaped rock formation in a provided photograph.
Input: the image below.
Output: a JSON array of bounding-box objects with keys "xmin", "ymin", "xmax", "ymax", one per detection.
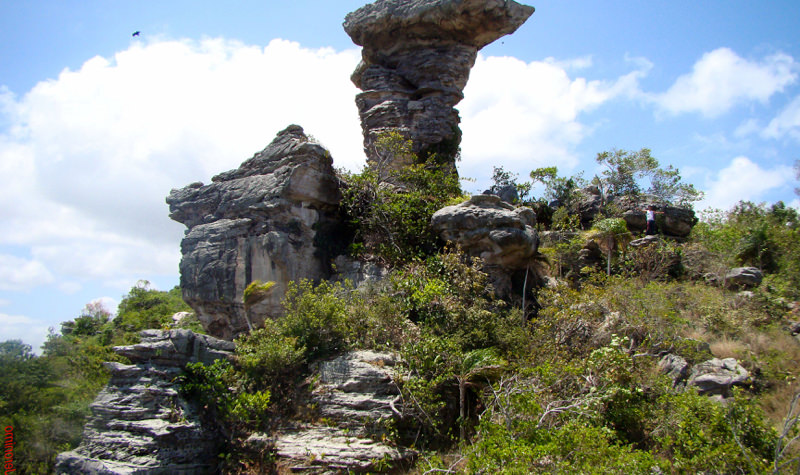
[
  {"xmin": 344, "ymin": 0, "xmax": 534, "ymax": 173},
  {"xmin": 166, "ymin": 125, "xmax": 342, "ymax": 340}
]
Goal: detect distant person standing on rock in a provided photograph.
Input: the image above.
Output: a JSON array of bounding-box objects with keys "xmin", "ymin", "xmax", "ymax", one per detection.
[{"xmin": 644, "ymin": 205, "xmax": 663, "ymax": 235}]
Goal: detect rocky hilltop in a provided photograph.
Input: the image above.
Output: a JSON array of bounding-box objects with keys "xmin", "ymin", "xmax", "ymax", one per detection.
[
  {"xmin": 345, "ymin": 0, "xmax": 534, "ymax": 172},
  {"xmin": 166, "ymin": 125, "xmax": 341, "ymax": 340}
]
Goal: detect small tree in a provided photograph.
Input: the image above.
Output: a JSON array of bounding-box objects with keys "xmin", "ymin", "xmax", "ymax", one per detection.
[
  {"xmin": 530, "ymin": 166, "xmax": 585, "ymax": 209},
  {"xmin": 585, "ymin": 218, "xmax": 633, "ymax": 275},
  {"xmin": 594, "ymin": 148, "xmax": 702, "ymax": 207}
]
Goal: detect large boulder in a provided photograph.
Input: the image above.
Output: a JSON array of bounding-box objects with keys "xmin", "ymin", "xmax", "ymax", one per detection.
[
  {"xmin": 55, "ymin": 330, "xmax": 235, "ymax": 475},
  {"xmin": 344, "ymin": 0, "xmax": 534, "ymax": 172},
  {"xmin": 687, "ymin": 357, "xmax": 751, "ymax": 397},
  {"xmin": 431, "ymin": 194, "xmax": 539, "ymax": 296},
  {"xmin": 725, "ymin": 267, "xmax": 763, "ymax": 290},
  {"xmin": 167, "ymin": 125, "xmax": 342, "ymax": 340}
]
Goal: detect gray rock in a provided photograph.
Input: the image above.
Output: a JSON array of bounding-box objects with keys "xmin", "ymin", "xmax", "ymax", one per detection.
[
  {"xmin": 167, "ymin": 125, "xmax": 342, "ymax": 340},
  {"xmin": 55, "ymin": 330, "xmax": 234, "ymax": 475},
  {"xmin": 344, "ymin": 0, "xmax": 534, "ymax": 172},
  {"xmin": 687, "ymin": 357, "xmax": 750, "ymax": 397},
  {"xmin": 658, "ymin": 353, "xmax": 689, "ymax": 387},
  {"xmin": 271, "ymin": 426, "xmax": 414, "ymax": 474},
  {"xmin": 269, "ymin": 351, "xmax": 415, "ymax": 473},
  {"xmin": 484, "ymin": 184, "xmax": 519, "ymax": 204},
  {"xmin": 431, "ymin": 194, "xmax": 539, "ymax": 296},
  {"xmin": 332, "ymin": 255, "xmax": 389, "ymax": 288},
  {"xmin": 725, "ymin": 267, "xmax": 763, "ymax": 290},
  {"xmin": 629, "ymin": 235, "xmax": 661, "ymax": 247},
  {"xmin": 311, "ymin": 351, "xmax": 401, "ymax": 432}
]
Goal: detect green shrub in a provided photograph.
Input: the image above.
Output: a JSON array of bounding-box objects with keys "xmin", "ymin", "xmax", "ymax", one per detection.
[
  {"xmin": 280, "ymin": 279, "xmax": 352, "ymax": 361},
  {"xmin": 235, "ymin": 319, "xmax": 304, "ymax": 388},
  {"xmin": 339, "ymin": 133, "xmax": 463, "ymax": 264}
]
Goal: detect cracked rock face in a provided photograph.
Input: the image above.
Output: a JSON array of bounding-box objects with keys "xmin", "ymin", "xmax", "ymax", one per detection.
[
  {"xmin": 344, "ymin": 0, "xmax": 534, "ymax": 172},
  {"xmin": 166, "ymin": 125, "xmax": 341, "ymax": 340},
  {"xmin": 55, "ymin": 330, "xmax": 235, "ymax": 475},
  {"xmin": 249, "ymin": 351, "xmax": 415, "ymax": 474}
]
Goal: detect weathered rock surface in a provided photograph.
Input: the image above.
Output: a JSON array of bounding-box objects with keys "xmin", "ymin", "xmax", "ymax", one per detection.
[
  {"xmin": 658, "ymin": 353, "xmax": 690, "ymax": 387},
  {"xmin": 431, "ymin": 194, "xmax": 539, "ymax": 296},
  {"xmin": 55, "ymin": 330, "xmax": 234, "ymax": 475},
  {"xmin": 687, "ymin": 357, "xmax": 751, "ymax": 397},
  {"xmin": 255, "ymin": 351, "xmax": 414, "ymax": 473},
  {"xmin": 725, "ymin": 267, "xmax": 763, "ymax": 290},
  {"xmin": 572, "ymin": 188, "xmax": 698, "ymax": 238},
  {"xmin": 167, "ymin": 125, "xmax": 342, "ymax": 339},
  {"xmin": 344, "ymin": 0, "xmax": 534, "ymax": 171}
]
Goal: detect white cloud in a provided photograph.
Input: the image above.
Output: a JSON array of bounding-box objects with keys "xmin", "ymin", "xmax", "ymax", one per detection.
[
  {"xmin": 762, "ymin": 95, "xmax": 800, "ymax": 141},
  {"xmin": 459, "ymin": 54, "xmax": 646, "ymax": 188},
  {"xmin": 653, "ymin": 48, "xmax": 797, "ymax": 117},
  {"xmin": 0, "ymin": 37, "xmax": 363, "ymax": 290},
  {"xmin": 699, "ymin": 156, "xmax": 793, "ymax": 210},
  {"xmin": 0, "ymin": 254, "xmax": 54, "ymax": 291},
  {"xmin": 0, "ymin": 312, "xmax": 51, "ymax": 353}
]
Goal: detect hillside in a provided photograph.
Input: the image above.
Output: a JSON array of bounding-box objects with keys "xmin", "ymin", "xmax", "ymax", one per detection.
[{"xmin": 2, "ymin": 0, "xmax": 800, "ymax": 473}]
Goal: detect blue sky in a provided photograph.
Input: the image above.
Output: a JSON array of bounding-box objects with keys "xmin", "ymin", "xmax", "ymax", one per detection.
[{"xmin": 1, "ymin": 0, "xmax": 799, "ymax": 352}]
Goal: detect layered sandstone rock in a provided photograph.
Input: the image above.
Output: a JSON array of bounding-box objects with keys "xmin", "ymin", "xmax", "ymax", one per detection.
[
  {"xmin": 55, "ymin": 330, "xmax": 235, "ymax": 475},
  {"xmin": 344, "ymin": 0, "xmax": 534, "ymax": 172},
  {"xmin": 431, "ymin": 194, "xmax": 539, "ymax": 296},
  {"xmin": 248, "ymin": 351, "xmax": 415, "ymax": 473},
  {"xmin": 167, "ymin": 125, "xmax": 341, "ymax": 340}
]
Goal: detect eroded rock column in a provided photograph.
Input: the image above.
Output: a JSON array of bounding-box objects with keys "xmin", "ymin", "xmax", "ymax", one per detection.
[{"xmin": 344, "ymin": 0, "xmax": 534, "ymax": 172}]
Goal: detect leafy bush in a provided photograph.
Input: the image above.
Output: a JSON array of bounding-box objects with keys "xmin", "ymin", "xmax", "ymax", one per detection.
[{"xmin": 339, "ymin": 132, "xmax": 463, "ymax": 264}]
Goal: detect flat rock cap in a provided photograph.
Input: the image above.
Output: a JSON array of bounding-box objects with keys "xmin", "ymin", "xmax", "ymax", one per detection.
[{"xmin": 344, "ymin": 0, "xmax": 535, "ymax": 49}]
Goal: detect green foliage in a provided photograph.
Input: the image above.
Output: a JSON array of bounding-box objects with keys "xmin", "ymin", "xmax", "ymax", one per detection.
[
  {"xmin": 529, "ymin": 166, "xmax": 586, "ymax": 209},
  {"xmin": 179, "ymin": 359, "xmax": 271, "ymax": 434},
  {"xmin": 242, "ymin": 280, "xmax": 276, "ymax": 308},
  {"xmin": 113, "ymin": 281, "xmax": 192, "ymax": 335},
  {"xmin": 652, "ymin": 389, "xmax": 775, "ymax": 473},
  {"xmin": 235, "ymin": 319, "xmax": 304, "ymax": 386},
  {"xmin": 340, "ymin": 132, "xmax": 463, "ymax": 264},
  {"xmin": 280, "ymin": 279, "xmax": 352, "ymax": 361},
  {"xmin": 585, "ymin": 218, "xmax": 634, "ymax": 275},
  {"xmin": 691, "ymin": 200, "xmax": 800, "ymax": 298},
  {"xmin": 594, "ymin": 147, "xmax": 702, "ymax": 207}
]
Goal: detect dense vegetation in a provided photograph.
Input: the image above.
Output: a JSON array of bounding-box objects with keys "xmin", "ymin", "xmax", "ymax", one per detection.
[{"xmin": 2, "ymin": 141, "xmax": 799, "ymax": 473}]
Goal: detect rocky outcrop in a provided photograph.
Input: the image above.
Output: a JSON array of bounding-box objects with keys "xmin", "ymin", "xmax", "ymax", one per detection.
[
  {"xmin": 622, "ymin": 203, "xmax": 697, "ymax": 238},
  {"xmin": 725, "ymin": 267, "xmax": 763, "ymax": 290},
  {"xmin": 167, "ymin": 125, "xmax": 342, "ymax": 340},
  {"xmin": 572, "ymin": 188, "xmax": 698, "ymax": 238},
  {"xmin": 55, "ymin": 330, "xmax": 235, "ymax": 475},
  {"xmin": 344, "ymin": 0, "xmax": 534, "ymax": 172},
  {"xmin": 431, "ymin": 194, "xmax": 539, "ymax": 296},
  {"xmin": 250, "ymin": 351, "xmax": 415, "ymax": 473},
  {"xmin": 658, "ymin": 353, "xmax": 690, "ymax": 387},
  {"xmin": 687, "ymin": 357, "xmax": 751, "ymax": 397}
]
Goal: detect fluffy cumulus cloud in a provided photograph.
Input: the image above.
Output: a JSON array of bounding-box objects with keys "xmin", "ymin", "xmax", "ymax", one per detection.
[
  {"xmin": 699, "ymin": 156, "xmax": 794, "ymax": 211},
  {"xmin": 0, "ymin": 37, "xmax": 363, "ymax": 292},
  {"xmin": 458, "ymin": 54, "xmax": 646, "ymax": 186},
  {"xmin": 762, "ymin": 95, "xmax": 800, "ymax": 141},
  {"xmin": 653, "ymin": 48, "xmax": 797, "ymax": 117}
]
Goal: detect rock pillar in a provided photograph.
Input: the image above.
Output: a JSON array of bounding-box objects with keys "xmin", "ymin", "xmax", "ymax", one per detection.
[{"xmin": 344, "ymin": 0, "xmax": 534, "ymax": 172}]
